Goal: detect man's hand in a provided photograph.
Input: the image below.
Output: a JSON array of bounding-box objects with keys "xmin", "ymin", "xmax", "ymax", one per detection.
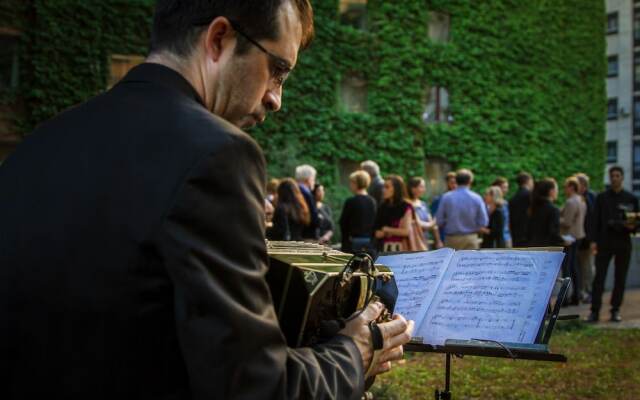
[
  {"xmin": 338, "ymin": 302, "xmax": 414, "ymax": 376},
  {"xmin": 591, "ymin": 242, "xmax": 597, "ymax": 255}
]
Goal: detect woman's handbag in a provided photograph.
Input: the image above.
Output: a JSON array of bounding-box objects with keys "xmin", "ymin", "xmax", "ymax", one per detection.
[{"xmin": 403, "ymin": 210, "xmax": 428, "ymax": 252}]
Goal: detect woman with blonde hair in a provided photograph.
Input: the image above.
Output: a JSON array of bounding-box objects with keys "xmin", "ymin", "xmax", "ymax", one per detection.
[
  {"xmin": 480, "ymin": 186, "xmax": 506, "ymax": 248},
  {"xmin": 339, "ymin": 170, "xmax": 377, "ymax": 253}
]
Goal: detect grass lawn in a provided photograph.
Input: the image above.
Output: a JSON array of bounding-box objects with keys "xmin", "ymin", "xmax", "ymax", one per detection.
[{"xmin": 371, "ymin": 323, "xmax": 640, "ymax": 399}]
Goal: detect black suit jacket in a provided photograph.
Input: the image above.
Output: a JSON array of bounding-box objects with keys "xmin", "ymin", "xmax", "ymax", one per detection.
[
  {"xmin": 509, "ymin": 187, "xmax": 531, "ymax": 246},
  {"xmin": 526, "ymin": 200, "xmax": 564, "ymax": 247},
  {"xmin": 0, "ymin": 63, "xmax": 363, "ymax": 399}
]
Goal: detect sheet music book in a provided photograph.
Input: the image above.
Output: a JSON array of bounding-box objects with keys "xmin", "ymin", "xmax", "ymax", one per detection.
[{"xmin": 377, "ymin": 248, "xmax": 564, "ymax": 346}]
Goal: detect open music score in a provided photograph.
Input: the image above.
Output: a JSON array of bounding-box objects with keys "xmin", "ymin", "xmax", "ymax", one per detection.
[{"xmin": 377, "ymin": 248, "xmax": 565, "ymax": 346}]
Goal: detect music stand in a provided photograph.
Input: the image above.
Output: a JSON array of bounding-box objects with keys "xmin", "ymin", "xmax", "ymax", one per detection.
[{"xmin": 405, "ymin": 278, "xmax": 576, "ymax": 400}]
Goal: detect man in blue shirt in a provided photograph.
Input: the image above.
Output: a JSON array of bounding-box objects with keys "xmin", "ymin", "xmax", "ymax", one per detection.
[{"xmin": 436, "ymin": 169, "xmax": 489, "ymax": 250}]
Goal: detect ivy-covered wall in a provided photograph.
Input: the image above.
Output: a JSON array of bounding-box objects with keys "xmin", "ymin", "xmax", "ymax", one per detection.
[
  {"xmin": 1, "ymin": 0, "xmax": 606, "ymax": 203},
  {"xmin": 254, "ymin": 0, "xmax": 607, "ymax": 198}
]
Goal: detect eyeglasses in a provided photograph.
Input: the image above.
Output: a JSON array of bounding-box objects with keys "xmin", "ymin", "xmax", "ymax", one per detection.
[{"xmin": 229, "ymin": 21, "xmax": 292, "ymax": 88}]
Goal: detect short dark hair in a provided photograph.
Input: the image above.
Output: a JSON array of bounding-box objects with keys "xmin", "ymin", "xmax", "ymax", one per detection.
[
  {"xmin": 516, "ymin": 172, "xmax": 532, "ymax": 187},
  {"xmin": 492, "ymin": 177, "xmax": 507, "ymax": 187},
  {"xmin": 609, "ymin": 166, "xmax": 624, "ymax": 176},
  {"xmin": 150, "ymin": 0, "xmax": 314, "ymax": 57},
  {"xmin": 455, "ymin": 169, "xmax": 473, "ymax": 186}
]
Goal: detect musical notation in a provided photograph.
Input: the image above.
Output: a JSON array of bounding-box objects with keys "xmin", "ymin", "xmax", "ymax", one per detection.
[
  {"xmin": 378, "ymin": 248, "xmax": 455, "ymax": 327},
  {"xmin": 381, "ymin": 249, "xmax": 565, "ymax": 346}
]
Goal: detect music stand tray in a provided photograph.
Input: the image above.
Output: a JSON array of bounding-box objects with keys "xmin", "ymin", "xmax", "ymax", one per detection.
[{"xmin": 404, "ymin": 278, "xmax": 574, "ymax": 400}]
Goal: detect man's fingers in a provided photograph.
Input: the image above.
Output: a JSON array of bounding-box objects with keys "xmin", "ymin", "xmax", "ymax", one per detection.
[
  {"xmin": 372, "ymin": 361, "xmax": 392, "ymax": 375},
  {"xmin": 379, "ymin": 346, "xmax": 404, "ymax": 364},
  {"xmin": 381, "ymin": 318, "xmax": 414, "ymax": 349},
  {"xmin": 378, "ymin": 314, "xmax": 407, "ymax": 338},
  {"xmin": 357, "ymin": 301, "xmax": 385, "ymax": 322}
]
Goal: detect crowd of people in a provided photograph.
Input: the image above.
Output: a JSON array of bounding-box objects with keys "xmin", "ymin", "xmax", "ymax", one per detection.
[{"xmin": 265, "ymin": 162, "xmax": 639, "ymax": 324}]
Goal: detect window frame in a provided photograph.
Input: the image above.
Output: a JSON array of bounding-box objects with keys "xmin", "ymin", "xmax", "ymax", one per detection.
[
  {"xmin": 337, "ymin": 72, "xmax": 368, "ymax": 114},
  {"xmin": 607, "ymin": 55, "xmax": 619, "ymax": 78},
  {"xmin": 606, "ymin": 140, "xmax": 618, "ymax": 164},
  {"xmin": 0, "ymin": 27, "xmax": 22, "ymax": 93},
  {"xmin": 606, "ymin": 12, "xmax": 618, "ymax": 34},
  {"xmin": 608, "ymin": 98, "xmax": 618, "ymax": 120},
  {"xmin": 633, "ymin": 140, "xmax": 640, "ymax": 180}
]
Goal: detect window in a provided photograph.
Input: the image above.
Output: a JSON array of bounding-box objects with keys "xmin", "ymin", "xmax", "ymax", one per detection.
[
  {"xmin": 424, "ymin": 157, "xmax": 453, "ymax": 198},
  {"xmin": 339, "ymin": 0, "xmax": 367, "ymax": 30},
  {"xmin": 606, "ymin": 141, "xmax": 618, "ymax": 163},
  {"xmin": 635, "ymin": 52, "xmax": 640, "ymax": 91},
  {"xmin": 635, "ymin": 8, "xmax": 640, "ymax": 43},
  {"xmin": 337, "ymin": 159, "xmax": 360, "ymax": 187},
  {"xmin": 607, "ymin": 55, "xmax": 618, "ymax": 77},
  {"xmin": 634, "ymin": 141, "xmax": 640, "ymax": 180},
  {"xmin": 108, "ymin": 54, "xmax": 145, "ymax": 88},
  {"xmin": 423, "ymin": 86, "xmax": 451, "ymax": 124},
  {"xmin": 608, "ymin": 98, "xmax": 618, "ymax": 120},
  {"xmin": 428, "ymin": 11, "xmax": 450, "ymax": 43},
  {"xmin": 0, "ymin": 31, "xmax": 20, "ymax": 91},
  {"xmin": 607, "ymin": 12, "xmax": 618, "ymax": 34},
  {"xmin": 338, "ymin": 73, "xmax": 367, "ymax": 113},
  {"xmin": 635, "ymin": 97, "xmax": 640, "ymax": 136}
]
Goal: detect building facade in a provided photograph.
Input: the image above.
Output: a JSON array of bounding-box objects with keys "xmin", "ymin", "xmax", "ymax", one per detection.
[
  {"xmin": 1, "ymin": 1, "xmax": 607, "ymax": 210},
  {"xmin": 605, "ymin": 0, "xmax": 640, "ymax": 192}
]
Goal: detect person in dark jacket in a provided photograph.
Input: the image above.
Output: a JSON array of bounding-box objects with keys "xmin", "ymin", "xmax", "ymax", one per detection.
[
  {"xmin": 510, "ymin": 172, "xmax": 534, "ymax": 247},
  {"xmin": 295, "ymin": 164, "xmax": 319, "ymax": 240},
  {"xmin": 526, "ymin": 178, "xmax": 565, "ymax": 247},
  {"xmin": 340, "ymin": 170, "xmax": 377, "ymax": 253},
  {"xmin": 268, "ymin": 178, "xmax": 310, "ymax": 241},
  {"xmin": 480, "ymin": 186, "xmax": 505, "ymax": 248},
  {"xmin": 313, "ymin": 183, "xmax": 334, "ymax": 244},
  {"xmin": 0, "ymin": 1, "xmax": 414, "ymax": 398},
  {"xmin": 587, "ymin": 166, "xmax": 639, "ymax": 323},
  {"xmin": 361, "ymin": 160, "xmax": 385, "ymax": 206},
  {"xmin": 374, "ymin": 175, "xmax": 413, "ymax": 252}
]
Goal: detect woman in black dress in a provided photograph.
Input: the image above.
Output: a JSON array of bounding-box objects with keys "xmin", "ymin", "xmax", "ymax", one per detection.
[
  {"xmin": 267, "ymin": 178, "xmax": 310, "ymax": 241},
  {"xmin": 480, "ymin": 186, "xmax": 506, "ymax": 248},
  {"xmin": 373, "ymin": 175, "xmax": 413, "ymax": 252},
  {"xmin": 526, "ymin": 178, "xmax": 565, "ymax": 247},
  {"xmin": 339, "ymin": 170, "xmax": 377, "ymax": 253}
]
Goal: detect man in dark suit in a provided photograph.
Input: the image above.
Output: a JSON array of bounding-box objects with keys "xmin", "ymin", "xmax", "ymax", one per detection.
[
  {"xmin": 294, "ymin": 164, "xmax": 319, "ymax": 239},
  {"xmin": 587, "ymin": 166, "xmax": 639, "ymax": 323},
  {"xmin": 0, "ymin": 1, "xmax": 413, "ymax": 398},
  {"xmin": 509, "ymin": 171, "xmax": 534, "ymax": 247}
]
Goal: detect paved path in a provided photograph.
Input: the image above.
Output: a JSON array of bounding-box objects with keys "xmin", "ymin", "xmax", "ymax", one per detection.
[{"xmin": 561, "ymin": 288, "xmax": 640, "ymax": 329}]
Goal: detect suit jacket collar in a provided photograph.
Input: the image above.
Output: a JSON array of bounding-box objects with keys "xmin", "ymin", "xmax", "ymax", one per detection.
[{"xmin": 120, "ymin": 62, "xmax": 206, "ymax": 108}]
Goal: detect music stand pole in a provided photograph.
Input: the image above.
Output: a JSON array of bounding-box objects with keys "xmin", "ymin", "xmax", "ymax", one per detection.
[{"xmin": 435, "ymin": 353, "xmax": 452, "ymax": 400}]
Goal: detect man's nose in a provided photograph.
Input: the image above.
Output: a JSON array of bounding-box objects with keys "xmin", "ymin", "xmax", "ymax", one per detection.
[{"xmin": 263, "ymin": 87, "xmax": 282, "ymax": 113}]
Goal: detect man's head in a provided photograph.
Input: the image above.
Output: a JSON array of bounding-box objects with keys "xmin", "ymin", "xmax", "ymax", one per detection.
[
  {"xmin": 455, "ymin": 169, "xmax": 474, "ymax": 187},
  {"xmin": 516, "ymin": 172, "xmax": 533, "ymax": 191},
  {"xmin": 295, "ymin": 164, "xmax": 316, "ymax": 189},
  {"xmin": 149, "ymin": 0, "xmax": 314, "ymax": 129},
  {"xmin": 445, "ymin": 171, "xmax": 457, "ymax": 191},
  {"xmin": 360, "ymin": 160, "xmax": 380, "ymax": 179},
  {"xmin": 492, "ymin": 177, "xmax": 509, "ymax": 196},
  {"xmin": 574, "ymin": 173, "xmax": 589, "ymax": 195},
  {"xmin": 609, "ymin": 166, "xmax": 624, "ymax": 191},
  {"xmin": 564, "ymin": 176, "xmax": 579, "ymax": 197}
]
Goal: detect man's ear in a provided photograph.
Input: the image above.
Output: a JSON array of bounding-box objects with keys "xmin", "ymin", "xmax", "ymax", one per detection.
[{"xmin": 204, "ymin": 17, "xmax": 234, "ymax": 62}]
